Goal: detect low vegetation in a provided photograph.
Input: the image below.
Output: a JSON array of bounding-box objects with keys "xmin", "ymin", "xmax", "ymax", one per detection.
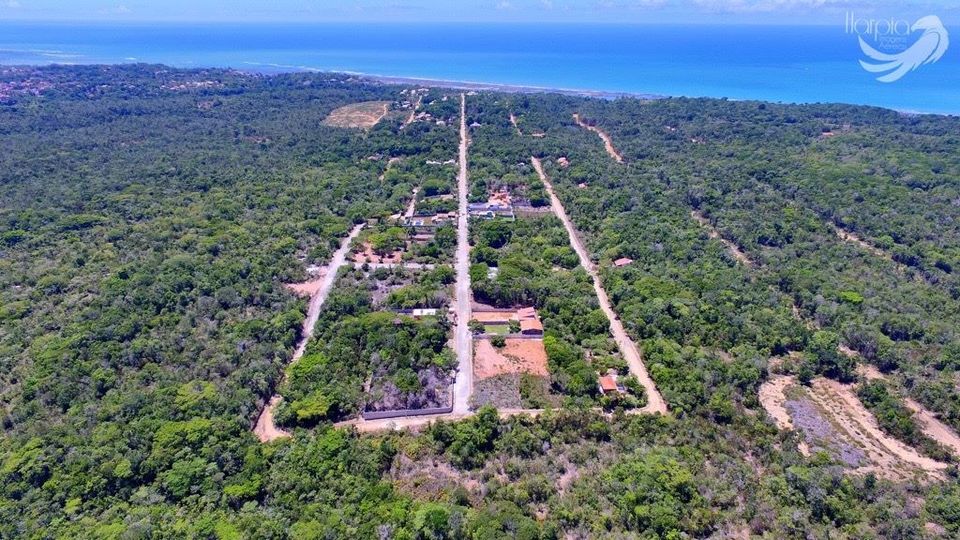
[{"xmin": 2, "ymin": 65, "xmax": 959, "ymax": 537}]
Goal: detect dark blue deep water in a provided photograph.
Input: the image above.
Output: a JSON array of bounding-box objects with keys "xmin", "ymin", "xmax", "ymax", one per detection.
[{"xmin": 1, "ymin": 22, "xmax": 957, "ymax": 114}]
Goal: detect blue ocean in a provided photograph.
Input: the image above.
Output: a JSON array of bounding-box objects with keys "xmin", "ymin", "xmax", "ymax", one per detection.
[{"xmin": 1, "ymin": 22, "xmax": 957, "ymax": 114}]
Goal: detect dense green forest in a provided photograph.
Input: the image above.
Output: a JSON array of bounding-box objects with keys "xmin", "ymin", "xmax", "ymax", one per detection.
[{"xmin": 2, "ymin": 64, "xmax": 960, "ymax": 538}]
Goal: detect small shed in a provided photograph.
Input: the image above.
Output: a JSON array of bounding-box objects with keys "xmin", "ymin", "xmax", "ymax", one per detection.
[
  {"xmin": 613, "ymin": 257, "xmax": 634, "ymax": 268},
  {"xmin": 520, "ymin": 318, "xmax": 544, "ymax": 336}
]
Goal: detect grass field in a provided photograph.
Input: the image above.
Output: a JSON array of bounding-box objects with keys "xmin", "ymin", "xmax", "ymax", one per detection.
[{"xmin": 484, "ymin": 323, "xmax": 510, "ymax": 335}]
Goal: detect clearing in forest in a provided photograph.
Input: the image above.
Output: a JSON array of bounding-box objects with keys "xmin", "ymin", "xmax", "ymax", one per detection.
[
  {"xmin": 284, "ymin": 271, "xmax": 328, "ymax": 297},
  {"xmin": 473, "ymin": 338, "xmax": 549, "ymax": 379},
  {"xmin": 572, "ymin": 113, "xmax": 624, "ymax": 163},
  {"xmin": 323, "ymin": 101, "xmax": 391, "ymax": 128},
  {"xmin": 759, "ymin": 374, "xmax": 949, "ymax": 481}
]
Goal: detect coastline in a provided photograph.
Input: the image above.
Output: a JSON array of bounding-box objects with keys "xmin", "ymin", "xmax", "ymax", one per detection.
[
  {"xmin": 238, "ymin": 61, "xmax": 660, "ymax": 100},
  {"xmin": 361, "ymin": 73, "xmax": 662, "ymax": 101},
  {"xmin": 2, "ymin": 57, "xmax": 953, "ymax": 115},
  {"xmin": 236, "ymin": 63, "xmax": 950, "ymax": 115}
]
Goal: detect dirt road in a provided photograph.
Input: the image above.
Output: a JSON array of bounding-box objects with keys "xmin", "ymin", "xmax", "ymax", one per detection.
[
  {"xmin": 404, "ymin": 94, "xmax": 422, "ymax": 127},
  {"xmin": 453, "ymin": 94, "xmax": 474, "ymax": 414},
  {"xmin": 338, "ymin": 407, "xmax": 545, "ymax": 433},
  {"xmin": 531, "ymin": 157, "xmax": 667, "ymax": 414},
  {"xmin": 810, "ymin": 377, "xmax": 948, "ymax": 480},
  {"xmin": 690, "ymin": 210, "xmax": 753, "ymax": 267},
  {"xmin": 253, "ymin": 223, "xmax": 365, "ymax": 442},
  {"xmin": 572, "ymin": 113, "xmax": 624, "ymax": 163},
  {"xmin": 509, "ymin": 112, "xmax": 522, "ymax": 136},
  {"xmin": 404, "ymin": 187, "xmax": 420, "ymax": 218},
  {"xmin": 759, "ymin": 373, "xmax": 950, "ymax": 481},
  {"xmin": 855, "ymin": 364, "xmax": 960, "ymax": 457}
]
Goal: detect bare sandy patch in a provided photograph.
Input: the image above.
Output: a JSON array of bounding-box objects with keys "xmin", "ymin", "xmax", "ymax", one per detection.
[
  {"xmin": 509, "ymin": 112, "xmax": 523, "ymax": 136},
  {"xmin": 284, "ymin": 271, "xmax": 327, "ymax": 297},
  {"xmin": 759, "ymin": 375, "xmax": 811, "ymax": 455},
  {"xmin": 809, "ymin": 377, "xmax": 948, "ymax": 479},
  {"xmin": 474, "ymin": 338, "xmax": 549, "ymax": 379},
  {"xmin": 854, "ymin": 363, "xmax": 960, "ymax": 458},
  {"xmin": 324, "ymin": 101, "xmax": 391, "ymax": 129},
  {"xmin": 760, "ymin": 373, "xmax": 949, "ymax": 481},
  {"xmin": 253, "ymin": 395, "xmax": 290, "ymax": 442},
  {"xmin": 904, "ymin": 397, "xmax": 960, "ymax": 457}
]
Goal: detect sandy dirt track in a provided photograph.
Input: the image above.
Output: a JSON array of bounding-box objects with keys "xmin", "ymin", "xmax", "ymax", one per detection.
[
  {"xmin": 759, "ymin": 374, "xmax": 950, "ymax": 481},
  {"xmin": 855, "ymin": 364, "xmax": 960, "ymax": 457},
  {"xmin": 509, "ymin": 112, "xmax": 523, "ymax": 136},
  {"xmin": 254, "ymin": 224, "xmax": 365, "ymax": 442},
  {"xmin": 532, "ymin": 156, "xmax": 667, "ymax": 414},
  {"xmin": 572, "ymin": 113, "xmax": 624, "ymax": 163},
  {"xmin": 452, "ymin": 94, "xmax": 474, "ymax": 414},
  {"xmin": 758, "ymin": 375, "xmax": 811, "ymax": 456},
  {"xmin": 690, "ymin": 210, "xmax": 753, "ymax": 267}
]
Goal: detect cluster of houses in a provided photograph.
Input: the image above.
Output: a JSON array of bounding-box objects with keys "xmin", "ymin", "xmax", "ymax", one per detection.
[{"xmin": 468, "ymin": 189, "xmax": 516, "ymax": 220}]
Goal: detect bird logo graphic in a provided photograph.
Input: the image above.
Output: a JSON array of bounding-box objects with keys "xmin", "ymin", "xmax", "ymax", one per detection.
[{"xmin": 858, "ymin": 15, "xmax": 949, "ymax": 82}]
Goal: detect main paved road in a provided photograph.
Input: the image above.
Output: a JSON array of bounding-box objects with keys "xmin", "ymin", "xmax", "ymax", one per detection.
[
  {"xmin": 452, "ymin": 94, "xmax": 473, "ymax": 414},
  {"xmin": 254, "ymin": 223, "xmax": 365, "ymax": 442},
  {"xmin": 531, "ymin": 156, "xmax": 667, "ymax": 414}
]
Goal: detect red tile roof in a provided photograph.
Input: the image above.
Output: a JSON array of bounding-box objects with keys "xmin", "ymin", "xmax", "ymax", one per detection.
[
  {"xmin": 599, "ymin": 375, "xmax": 619, "ymax": 392},
  {"xmin": 517, "ymin": 307, "xmax": 537, "ymax": 320},
  {"xmin": 520, "ymin": 318, "xmax": 543, "ymax": 333}
]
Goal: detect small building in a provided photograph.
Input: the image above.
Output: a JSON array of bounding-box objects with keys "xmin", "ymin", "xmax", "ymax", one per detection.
[
  {"xmin": 520, "ymin": 318, "xmax": 544, "ymax": 336},
  {"xmin": 613, "ymin": 257, "xmax": 634, "ymax": 268},
  {"xmin": 516, "ymin": 307, "xmax": 537, "ymax": 320},
  {"xmin": 411, "ymin": 308, "xmax": 438, "ymax": 318},
  {"xmin": 598, "ymin": 371, "xmax": 626, "ymax": 395}
]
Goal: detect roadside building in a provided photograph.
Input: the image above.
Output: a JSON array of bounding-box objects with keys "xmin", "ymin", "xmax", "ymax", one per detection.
[
  {"xmin": 520, "ymin": 318, "xmax": 544, "ymax": 336},
  {"xmin": 598, "ymin": 370, "xmax": 626, "ymax": 395}
]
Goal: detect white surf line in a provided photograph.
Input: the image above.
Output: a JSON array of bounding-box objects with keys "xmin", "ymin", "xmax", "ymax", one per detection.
[
  {"xmin": 452, "ymin": 93, "xmax": 474, "ymax": 415},
  {"xmin": 531, "ymin": 156, "xmax": 667, "ymax": 414},
  {"xmin": 254, "ymin": 223, "xmax": 365, "ymax": 442}
]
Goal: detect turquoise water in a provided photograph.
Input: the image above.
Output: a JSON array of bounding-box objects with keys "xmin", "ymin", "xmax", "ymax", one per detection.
[{"xmin": 1, "ymin": 22, "xmax": 957, "ymax": 114}]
